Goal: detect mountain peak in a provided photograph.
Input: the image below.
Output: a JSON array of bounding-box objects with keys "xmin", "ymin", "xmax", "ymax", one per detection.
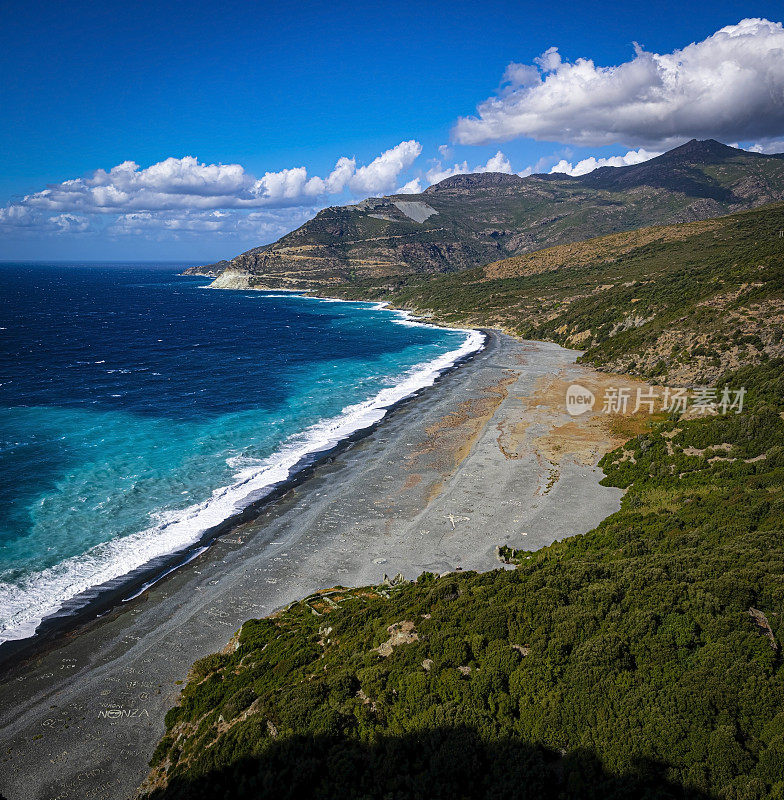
[
  {"xmin": 424, "ymin": 172, "xmax": 523, "ymax": 193},
  {"xmin": 659, "ymin": 138, "xmax": 741, "ymax": 161},
  {"xmin": 576, "ymin": 138, "xmax": 753, "ymax": 199}
]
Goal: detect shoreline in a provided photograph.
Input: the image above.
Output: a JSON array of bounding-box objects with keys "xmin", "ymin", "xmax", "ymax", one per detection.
[
  {"xmin": 0, "ymin": 312, "xmax": 486, "ymax": 671},
  {"xmin": 0, "ymin": 331, "xmax": 631, "ymax": 800}
]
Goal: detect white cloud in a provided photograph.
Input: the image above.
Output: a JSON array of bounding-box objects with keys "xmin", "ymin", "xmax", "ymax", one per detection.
[
  {"xmin": 108, "ymin": 207, "xmax": 317, "ymax": 241},
  {"xmin": 347, "ymin": 140, "xmax": 422, "ymax": 195},
  {"xmin": 747, "ymin": 139, "xmax": 784, "ymax": 154},
  {"xmin": 0, "ymin": 205, "xmax": 37, "ymax": 227},
  {"xmin": 90, "ymin": 157, "xmax": 249, "ymax": 197},
  {"xmin": 534, "ymin": 47, "xmax": 563, "ymax": 73},
  {"xmin": 425, "ymin": 150, "xmax": 513, "ymax": 185},
  {"xmin": 502, "ymin": 61, "xmax": 541, "ymax": 88},
  {"xmin": 110, "ymin": 210, "xmax": 235, "ymax": 234},
  {"xmin": 425, "ymin": 160, "xmax": 470, "ymax": 185},
  {"xmin": 0, "ymin": 141, "xmax": 424, "ymax": 239},
  {"xmin": 324, "ymin": 156, "xmax": 357, "ymax": 193},
  {"xmin": 50, "ymin": 213, "xmax": 91, "ymax": 233},
  {"xmin": 548, "ymin": 147, "xmax": 661, "ymax": 176},
  {"xmin": 2, "ymin": 141, "xmax": 423, "ymax": 219},
  {"xmin": 397, "ymin": 177, "xmax": 424, "ymax": 194},
  {"xmin": 252, "ymin": 166, "xmax": 314, "ymax": 203},
  {"xmin": 0, "ymin": 205, "xmax": 92, "ymax": 234},
  {"xmin": 483, "ymin": 151, "xmax": 513, "ymax": 173},
  {"xmin": 454, "ymin": 18, "xmax": 784, "ymax": 148}
]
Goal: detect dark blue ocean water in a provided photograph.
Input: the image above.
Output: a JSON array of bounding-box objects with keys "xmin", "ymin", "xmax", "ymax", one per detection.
[{"xmin": 0, "ymin": 263, "xmax": 481, "ymax": 641}]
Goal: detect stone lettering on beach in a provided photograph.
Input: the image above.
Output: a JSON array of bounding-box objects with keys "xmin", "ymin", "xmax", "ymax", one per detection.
[{"xmin": 98, "ymin": 708, "xmax": 150, "ymax": 719}]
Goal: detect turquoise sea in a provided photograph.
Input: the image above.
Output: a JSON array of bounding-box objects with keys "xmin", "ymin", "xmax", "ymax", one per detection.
[{"xmin": 0, "ymin": 264, "xmax": 483, "ymax": 643}]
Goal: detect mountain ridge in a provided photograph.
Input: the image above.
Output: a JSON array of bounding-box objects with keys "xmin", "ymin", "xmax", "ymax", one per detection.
[
  {"xmin": 185, "ymin": 140, "xmax": 784, "ymax": 289},
  {"xmin": 334, "ymin": 200, "xmax": 784, "ymax": 385}
]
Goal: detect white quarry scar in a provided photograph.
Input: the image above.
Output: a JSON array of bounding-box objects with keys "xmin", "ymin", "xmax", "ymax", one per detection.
[{"xmin": 392, "ymin": 200, "xmax": 439, "ymax": 223}]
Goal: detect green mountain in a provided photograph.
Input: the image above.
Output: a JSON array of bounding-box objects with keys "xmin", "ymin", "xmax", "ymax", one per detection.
[
  {"xmin": 187, "ymin": 140, "xmax": 784, "ymax": 289},
  {"xmin": 336, "ymin": 201, "xmax": 784, "ymax": 385}
]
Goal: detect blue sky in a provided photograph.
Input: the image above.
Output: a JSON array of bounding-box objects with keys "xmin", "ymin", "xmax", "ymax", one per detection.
[{"xmin": 2, "ymin": 0, "xmax": 783, "ymax": 261}]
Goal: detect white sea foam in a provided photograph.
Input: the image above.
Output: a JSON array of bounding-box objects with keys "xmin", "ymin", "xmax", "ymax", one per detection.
[
  {"xmin": 0, "ymin": 321, "xmax": 485, "ymax": 644},
  {"xmin": 259, "ymin": 293, "xmax": 342, "ymax": 303}
]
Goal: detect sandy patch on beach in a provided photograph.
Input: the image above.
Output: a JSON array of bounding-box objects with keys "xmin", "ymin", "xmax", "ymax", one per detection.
[
  {"xmin": 518, "ymin": 370, "xmax": 656, "ymax": 467},
  {"xmin": 404, "ymin": 371, "xmax": 519, "ymax": 505}
]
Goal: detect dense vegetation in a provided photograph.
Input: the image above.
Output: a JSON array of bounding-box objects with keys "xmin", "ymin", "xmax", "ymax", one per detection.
[
  {"xmin": 335, "ymin": 202, "xmax": 784, "ymax": 384},
  {"xmin": 142, "ymin": 359, "xmax": 784, "ymax": 800}
]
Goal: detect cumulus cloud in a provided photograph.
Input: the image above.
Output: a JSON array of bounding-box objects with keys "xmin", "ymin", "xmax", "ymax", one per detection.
[
  {"xmin": 0, "ymin": 205, "xmax": 92, "ymax": 234},
  {"xmin": 425, "ymin": 150, "xmax": 513, "ymax": 185},
  {"xmin": 483, "ymin": 151, "xmax": 513, "ymax": 173},
  {"xmin": 50, "ymin": 213, "xmax": 91, "ymax": 233},
  {"xmin": 425, "ymin": 161, "xmax": 469, "ymax": 185},
  {"xmin": 0, "ymin": 205, "xmax": 37, "ymax": 227},
  {"xmin": 548, "ymin": 147, "xmax": 661, "ymax": 176},
  {"xmin": 109, "ymin": 210, "xmax": 236, "ymax": 235},
  {"xmin": 347, "ymin": 140, "xmax": 422, "ymax": 195},
  {"xmin": 454, "ymin": 18, "xmax": 784, "ymax": 148},
  {"xmin": 747, "ymin": 140, "xmax": 784, "ymax": 154},
  {"xmin": 397, "ymin": 177, "xmax": 424, "ymax": 194},
  {"xmin": 1, "ymin": 141, "xmax": 423, "ymax": 223},
  {"xmin": 0, "ymin": 141, "xmax": 425, "ymax": 240},
  {"xmin": 108, "ymin": 207, "xmax": 318, "ymax": 241}
]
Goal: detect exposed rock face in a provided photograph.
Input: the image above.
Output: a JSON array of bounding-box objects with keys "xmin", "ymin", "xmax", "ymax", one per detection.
[
  {"xmin": 188, "ymin": 141, "xmax": 784, "ymax": 289},
  {"xmin": 392, "ymin": 200, "xmax": 438, "ymax": 222},
  {"xmin": 596, "ymin": 298, "xmax": 784, "ymax": 385},
  {"xmin": 182, "ymin": 259, "xmax": 231, "ymax": 278},
  {"xmin": 374, "ymin": 621, "xmax": 418, "ymax": 657},
  {"xmin": 208, "ymin": 268, "xmax": 253, "ymax": 290}
]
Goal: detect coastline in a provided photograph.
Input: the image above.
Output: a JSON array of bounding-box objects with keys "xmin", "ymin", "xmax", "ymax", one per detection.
[
  {"xmin": 0, "ymin": 306, "xmax": 485, "ymax": 667},
  {"xmin": 0, "ymin": 331, "xmax": 633, "ymax": 800}
]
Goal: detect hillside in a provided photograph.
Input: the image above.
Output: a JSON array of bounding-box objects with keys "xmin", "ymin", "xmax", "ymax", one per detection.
[
  {"xmin": 335, "ymin": 202, "xmax": 784, "ymax": 385},
  {"xmin": 185, "ymin": 140, "xmax": 784, "ymax": 289},
  {"xmin": 141, "ymin": 359, "xmax": 784, "ymax": 800}
]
